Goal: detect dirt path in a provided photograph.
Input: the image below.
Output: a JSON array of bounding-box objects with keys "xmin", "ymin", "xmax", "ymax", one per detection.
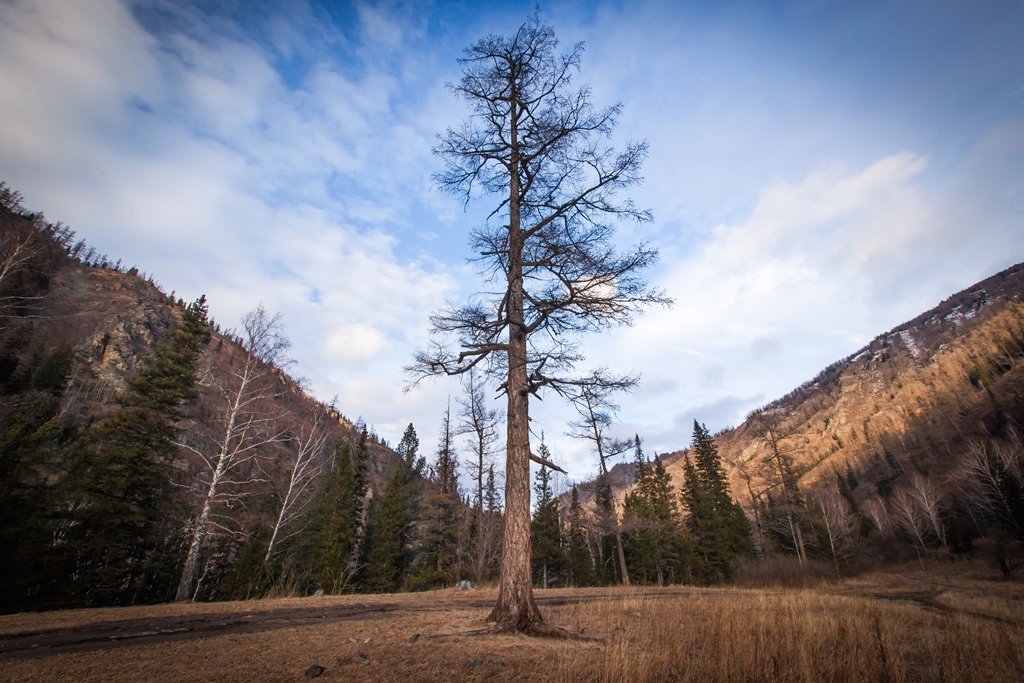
[
  {"xmin": 0, "ymin": 589, "xmax": 704, "ymax": 660},
  {"xmin": 0, "ymin": 602, "xmax": 404, "ymax": 660}
]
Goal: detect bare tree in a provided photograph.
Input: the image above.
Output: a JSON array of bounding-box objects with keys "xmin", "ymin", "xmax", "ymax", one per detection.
[
  {"xmin": 890, "ymin": 486, "xmax": 929, "ymax": 550},
  {"xmin": 174, "ymin": 305, "xmax": 291, "ymax": 601},
  {"xmin": 721, "ymin": 451, "xmax": 768, "ymax": 554},
  {"xmin": 863, "ymin": 496, "xmax": 892, "ymax": 535},
  {"xmin": 263, "ymin": 410, "xmax": 329, "ymax": 562},
  {"xmin": 456, "ymin": 369, "xmax": 503, "ymax": 583},
  {"xmin": 907, "ymin": 474, "xmax": 946, "ymax": 547},
  {"xmin": 814, "ymin": 492, "xmax": 857, "ymax": 576},
  {"xmin": 407, "ymin": 14, "xmax": 668, "ymax": 632},
  {"xmin": 953, "ymin": 436, "xmax": 1024, "ymax": 539},
  {"xmin": 567, "ymin": 381, "xmax": 633, "ymax": 585},
  {"xmin": 0, "ymin": 227, "xmax": 46, "ymax": 319},
  {"xmin": 750, "ymin": 409, "xmax": 808, "ymax": 563}
]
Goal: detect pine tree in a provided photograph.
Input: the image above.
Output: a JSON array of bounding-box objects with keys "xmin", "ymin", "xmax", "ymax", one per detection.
[
  {"xmin": 531, "ymin": 447, "xmax": 563, "ymax": 588},
  {"xmin": 309, "ymin": 428, "xmax": 368, "ymax": 593},
  {"xmin": 681, "ymin": 421, "xmax": 752, "ymax": 583},
  {"xmin": 412, "ymin": 406, "xmax": 462, "ymax": 589},
  {"xmin": 624, "ymin": 443, "xmax": 692, "ymax": 585},
  {"xmin": 564, "ymin": 486, "xmax": 594, "ymax": 586},
  {"xmin": 0, "ymin": 346, "xmax": 74, "ymax": 610},
  {"xmin": 61, "ymin": 297, "xmax": 210, "ymax": 605},
  {"xmin": 592, "ymin": 479, "xmax": 619, "ymax": 584},
  {"xmin": 362, "ymin": 423, "xmax": 424, "ymax": 592}
]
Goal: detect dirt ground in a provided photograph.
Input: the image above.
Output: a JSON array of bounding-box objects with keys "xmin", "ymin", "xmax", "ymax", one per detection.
[{"xmin": 1, "ymin": 566, "xmax": 1021, "ymax": 682}]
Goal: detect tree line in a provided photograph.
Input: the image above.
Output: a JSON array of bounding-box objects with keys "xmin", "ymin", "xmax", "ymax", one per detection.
[{"xmin": 530, "ymin": 423, "xmax": 752, "ymax": 589}]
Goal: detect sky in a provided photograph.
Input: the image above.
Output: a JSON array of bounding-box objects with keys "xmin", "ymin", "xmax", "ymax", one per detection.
[{"xmin": 1, "ymin": 0, "xmax": 1022, "ymax": 487}]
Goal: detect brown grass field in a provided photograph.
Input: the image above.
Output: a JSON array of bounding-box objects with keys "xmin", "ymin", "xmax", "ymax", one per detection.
[{"xmin": 1, "ymin": 562, "xmax": 1022, "ymax": 682}]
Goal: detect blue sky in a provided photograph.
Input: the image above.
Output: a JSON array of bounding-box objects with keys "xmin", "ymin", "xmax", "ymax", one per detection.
[{"xmin": 1, "ymin": 0, "xmax": 1022, "ymax": 485}]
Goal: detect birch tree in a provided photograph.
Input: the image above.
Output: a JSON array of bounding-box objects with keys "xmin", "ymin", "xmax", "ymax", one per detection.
[
  {"xmin": 408, "ymin": 14, "xmax": 667, "ymax": 633},
  {"xmin": 263, "ymin": 411, "xmax": 329, "ymax": 562},
  {"xmin": 175, "ymin": 305, "xmax": 290, "ymax": 601},
  {"xmin": 891, "ymin": 486, "xmax": 929, "ymax": 550},
  {"xmin": 814, "ymin": 492, "xmax": 857, "ymax": 576},
  {"xmin": 954, "ymin": 437, "xmax": 1024, "ymax": 539}
]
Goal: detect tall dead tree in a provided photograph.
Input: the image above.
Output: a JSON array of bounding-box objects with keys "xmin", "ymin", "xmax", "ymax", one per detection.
[
  {"xmin": 408, "ymin": 14, "xmax": 667, "ymax": 633},
  {"xmin": 457, "ymin": 369, "xmax": 503, "ymax": 582},
  {"xmin": 174, "ymin": 305, "xmax": 291, "ymax": 601}
]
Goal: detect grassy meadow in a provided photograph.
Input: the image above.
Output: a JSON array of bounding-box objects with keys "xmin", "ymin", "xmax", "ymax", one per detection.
[{"xmin": 1, "ymin": 563, "xmax": 1021, "ymax": 682}]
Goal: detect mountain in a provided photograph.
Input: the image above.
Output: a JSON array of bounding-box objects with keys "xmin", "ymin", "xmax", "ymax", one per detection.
[{"xmin": 605, "ymin": 262, "xmax": 1024, "ymax": 568}]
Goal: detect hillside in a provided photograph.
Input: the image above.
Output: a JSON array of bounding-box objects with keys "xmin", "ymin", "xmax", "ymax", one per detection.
[
  {"xmin": 563, "ymin": 262, "xmax": 1024, "ymax": 577},
  {"xmin": 650, "ymin": 262, "xmax": 1024, "ymax": 562},
  {"xmin": 0, "ymin": 186, "xmax": 404, "ymax": 610}
]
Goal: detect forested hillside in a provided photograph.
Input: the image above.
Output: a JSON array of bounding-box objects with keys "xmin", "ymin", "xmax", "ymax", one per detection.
[
  {"xmin": 610, "ymin": 264, "xmax": 1024, "ymax": 578},
  {"xmin": 549, "ymin": 264, "xmax": 1024, "ymax": 588},
  {"xmin": 0, "ymin": 185, "xmax": 478, "ymax": 611}
]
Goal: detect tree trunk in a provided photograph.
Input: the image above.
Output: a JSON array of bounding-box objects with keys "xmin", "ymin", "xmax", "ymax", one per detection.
[
  {"xmin": 614, "ymin": 526, "xmax": 630, "ymax": 586},
  {"xmin": 176, "ymin": 383, "xmax": 242, "ymax": 601},
  {"xmin": 488, "ymin": 261, "xmax": 542, "ymax": 628},
  {"xmin": 176, "ymin": 490, "xmax": 214, "ymax": 601},
  {"xmin": 487, "ymin": 102, "xmax": 542, "ymax": 630}
]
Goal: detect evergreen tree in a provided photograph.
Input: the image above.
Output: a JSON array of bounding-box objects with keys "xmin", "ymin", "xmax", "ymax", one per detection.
[
  {"xmin": 61, "ymin": 297, "xmax": 210, "ymax": 605},
  {"xmin": 0, "ymin": 346, "xmax": 74, "ymax": 611},
  {"xmin": 624, "ymin": 439, "xmax": 692, "ymax": 585},
  {"xmin": 220, "ymin": 526, "xmax": 273, "ymax": 600},
  {"xmin": 411, "ymin": 406, "xmax": 462, "ymax": 589},
  {"xmin": 681, "ymin": 421, "xmax": 752, "ymax": 583},
  {"xmin": 564, "ymin": 486, "xmax": 594, "ymax": 586},
  {"xmin": 362, "ymin": 423, "xmax": 424, "ymax": 592},
  {"xmin": 531, "ymin": 446, "xmax": 563, "ymax": 587},
  {"xmin": 308, "ymin": 428, "xmax": 368, "ymax": 593}
]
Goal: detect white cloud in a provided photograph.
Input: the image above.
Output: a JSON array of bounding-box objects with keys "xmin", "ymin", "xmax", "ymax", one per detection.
[
  {"xmin": 577, "ymin": 144, "xmax": 1022, "ymax": 466},
  {"xmin": 0, "ymin": 0, "xmax": 464, "ymax": 447},
  {"xmin": 325, "ymin": 324, "xmax": 386, "ymax": 363}
]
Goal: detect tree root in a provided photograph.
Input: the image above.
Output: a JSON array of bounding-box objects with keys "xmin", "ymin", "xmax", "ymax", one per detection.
[{"xmin": 410, "ymin": 622, "xmax": 604, "ymax": 643}]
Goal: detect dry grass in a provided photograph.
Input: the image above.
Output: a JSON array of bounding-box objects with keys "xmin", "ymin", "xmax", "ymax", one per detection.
[
  {"xmin": 2, "ymin": 566, "xmax": 1022, "ymax": 682},
  {"xmin": 550, "ymin": 587, "xmax": 1023, "ymax": 681}
]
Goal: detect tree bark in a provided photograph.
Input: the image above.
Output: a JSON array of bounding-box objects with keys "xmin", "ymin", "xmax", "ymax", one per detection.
[{"xmin": 488, "ymin": 98, "xmax": 542, "ymax": 629}]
